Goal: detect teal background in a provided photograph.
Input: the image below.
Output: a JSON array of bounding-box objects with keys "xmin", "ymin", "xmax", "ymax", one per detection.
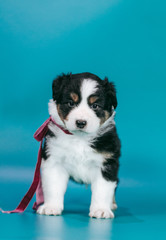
[{"xmin": 0, "ymin": 0, "xmax": 166, "ymax": 239}]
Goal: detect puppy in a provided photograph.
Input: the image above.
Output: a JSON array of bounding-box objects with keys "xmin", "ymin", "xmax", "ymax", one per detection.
[{"xmin": 37, "ymin": 72, "xmax": 121, "ymax": 218}]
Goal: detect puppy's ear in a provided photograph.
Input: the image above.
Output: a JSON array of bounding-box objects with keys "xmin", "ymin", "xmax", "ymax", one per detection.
[
  {"xmin": 52, "ymin": 73, "xmax": 70, "ymax": 102},
  {"xmin": 103, "ymin": 77, "xmax": 118, "ymax": 110}
]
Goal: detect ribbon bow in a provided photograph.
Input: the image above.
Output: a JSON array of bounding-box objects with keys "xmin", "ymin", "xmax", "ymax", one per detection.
[{"xmin": 1, "ymin": 117, "xmax": 72, "ymax": 213}]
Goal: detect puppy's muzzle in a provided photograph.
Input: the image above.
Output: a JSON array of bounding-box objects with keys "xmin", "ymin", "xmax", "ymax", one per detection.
[{"xmin": 76, "ymin": 120, "xmax": 87, "ymax": 129}]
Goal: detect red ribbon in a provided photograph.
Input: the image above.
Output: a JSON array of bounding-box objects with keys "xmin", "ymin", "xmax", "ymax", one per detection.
[{"xmin": 1, "ymin": 117, "xmax": 72, "ymax": 213}]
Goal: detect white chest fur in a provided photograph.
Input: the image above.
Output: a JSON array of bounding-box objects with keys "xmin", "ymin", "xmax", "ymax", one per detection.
[{"xmin": 42, "ymin": 126, "xmax": 104, "ymax": 184}]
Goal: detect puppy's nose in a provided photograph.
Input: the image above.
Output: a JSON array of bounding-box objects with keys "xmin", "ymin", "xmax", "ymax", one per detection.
[{"xmin": 76, "ymin": 120, "xmax": 87, "ymax": 129}]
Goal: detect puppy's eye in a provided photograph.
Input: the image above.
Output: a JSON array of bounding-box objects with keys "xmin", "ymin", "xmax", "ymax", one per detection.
[
  {"xmin": 68, "ymin": 101, "xmax": 76, "ymax": 108},
  {"xmin": 91, "ymin": 103, "xmax": 99, "ymax": 110}
]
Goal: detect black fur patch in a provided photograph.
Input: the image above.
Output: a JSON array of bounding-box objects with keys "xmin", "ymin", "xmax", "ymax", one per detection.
[
  {"xmin": 52, "ymin": 73, "xmax": 83, "ymax": 120},
  {"xmin": 42, "ymin": 129, "xmax": 56, "ymax": 160},
  {"xmin": 91, "ymin": 126, "xmax": 121, "ymax": 182}
]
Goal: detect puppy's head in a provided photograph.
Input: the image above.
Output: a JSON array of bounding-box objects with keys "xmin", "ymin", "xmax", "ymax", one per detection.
[{"xmin": 51, "ymin": 72, "xmax": 117, "ymax": 134}]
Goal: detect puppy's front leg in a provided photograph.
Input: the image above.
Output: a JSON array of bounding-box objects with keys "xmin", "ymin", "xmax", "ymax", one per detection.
[
  {"xmin": 89, "ymin": 172, "xmax": 116, "ymax": 219},
  {"xmin": 37, "ymin": 160, "xmax": 69, "ymax": 216}
]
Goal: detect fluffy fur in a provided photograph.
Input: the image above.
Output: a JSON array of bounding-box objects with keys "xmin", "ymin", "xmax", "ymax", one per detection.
[{"xmin": 37, "ymin": 72, "xmax": 121, "ymax": 219}]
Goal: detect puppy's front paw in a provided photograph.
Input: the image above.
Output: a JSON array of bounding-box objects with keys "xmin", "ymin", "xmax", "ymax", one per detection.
[
  {"xmin": 37, "ymin": 204, "xmax": 63, "ymax": 216},
  {"xmin": 89, "ymin": 208, "xmax": 114, "ymax": 219}
]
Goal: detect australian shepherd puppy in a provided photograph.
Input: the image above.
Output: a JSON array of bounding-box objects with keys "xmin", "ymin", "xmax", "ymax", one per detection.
[{"xmin": 37, "ymin": 72, "xmax": 121, "ymax": 218}]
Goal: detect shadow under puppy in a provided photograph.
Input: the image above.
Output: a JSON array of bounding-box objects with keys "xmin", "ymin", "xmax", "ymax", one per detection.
[{"xmin": 37, "ymin": 72, "xmax": 121, "ymax": 218}]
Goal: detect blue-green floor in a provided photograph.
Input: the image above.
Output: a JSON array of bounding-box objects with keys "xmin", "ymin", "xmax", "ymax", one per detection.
[{"xmin": 0, "ymin": 168, "xmax": 166, "ymax": 240}]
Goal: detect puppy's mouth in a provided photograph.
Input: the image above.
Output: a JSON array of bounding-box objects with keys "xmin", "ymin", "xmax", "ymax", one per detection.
[
  {"xmin": 66, "ymin": 124, "xmax": 90, "ymax": 134},
  {"xmin": 71, "ymin": 129, "xmax": 89, "ymax": 135},
  {"xmin": 63, "ymin": 119, "xmax": 90, "ymax": 133}
]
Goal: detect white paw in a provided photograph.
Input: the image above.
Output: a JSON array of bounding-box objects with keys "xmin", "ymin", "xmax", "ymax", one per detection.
[
  {"xmin": 37, "ymin": 204, "xmax": 63, "ymax": 216},
  {"xmin": 111, "ymin": 203, "xmax": 118, "ymax": 210},
  {"xmin": 89, "ymin": 208, "xmax": 114, "ymax": 219}
]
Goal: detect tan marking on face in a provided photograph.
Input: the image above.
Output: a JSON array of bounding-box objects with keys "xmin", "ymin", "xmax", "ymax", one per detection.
[
  {"xmin": 70, "ymin": 92, "xmax": 79, "ymax": 103},
  {"xmin": 89, "ymin": 96, "xmax": 98, "ymax": 105},
  {"xmin": 57, "ymin": 104, "xmax": 67, "ymax": 122},
  {"xmin": 100, "ymin": 110, "xmax": 110, "ymax": 125}
]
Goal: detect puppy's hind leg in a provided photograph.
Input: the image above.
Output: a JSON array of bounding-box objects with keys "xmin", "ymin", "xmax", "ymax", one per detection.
[
  {"xmin": 37, "ymin": 159, "xmax": 69, "ymax": 216},
  {"xmin": 111, "ymin": 194, "xmax": 118, "ymax": 210}
]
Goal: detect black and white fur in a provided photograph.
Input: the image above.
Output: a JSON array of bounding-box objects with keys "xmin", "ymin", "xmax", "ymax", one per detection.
[{"xmin": 37, "ymin": 72, "xmax": 121, "ymax": 219}]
